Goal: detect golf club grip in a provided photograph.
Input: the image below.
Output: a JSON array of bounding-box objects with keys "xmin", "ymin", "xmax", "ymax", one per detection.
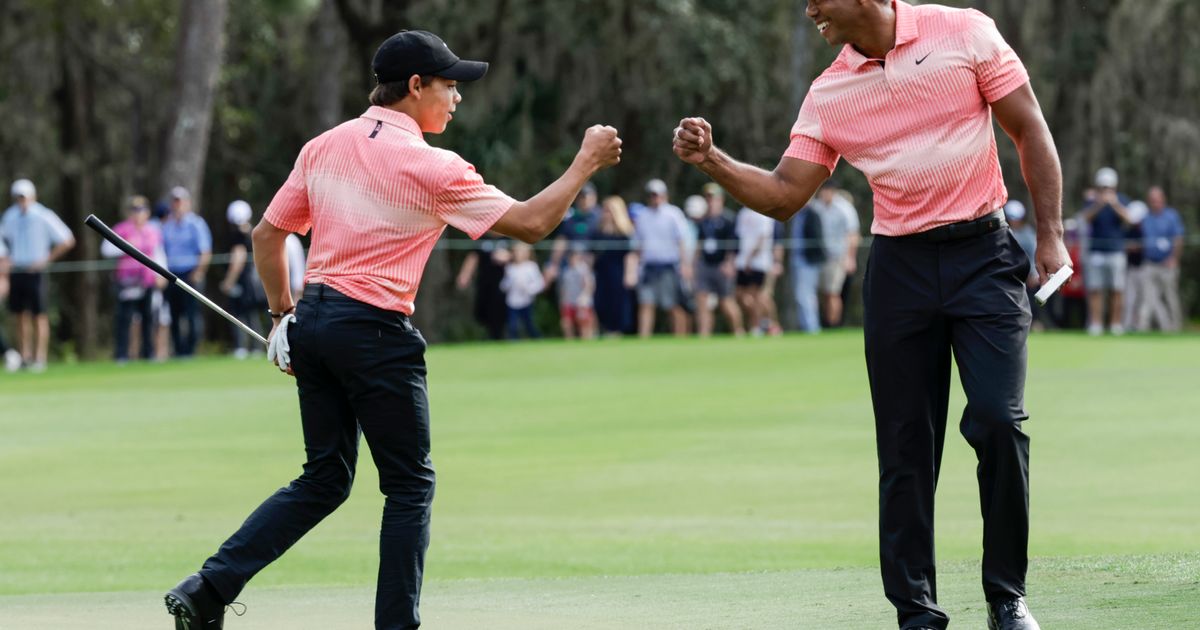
[{"xmin": 85, "ymin": 214, "xmax": 178, "ymax": 284}]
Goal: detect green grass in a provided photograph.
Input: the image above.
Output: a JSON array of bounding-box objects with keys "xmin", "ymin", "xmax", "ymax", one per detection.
[{"xmin": 2, "ymin": 332, "xmax": 1198, "ymax": 628}]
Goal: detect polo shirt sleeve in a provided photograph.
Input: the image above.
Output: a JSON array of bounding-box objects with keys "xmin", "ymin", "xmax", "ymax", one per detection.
[
  {"xmin": 1171, "ymin": 211, "xmax": 1185, "ymax": 238},
  {"xmin": 265, "ymin": 143, "xmax": 314, "ymax": 235},
  {"xmin": 784, "ymin": 96, "xmax": 840, "ymax": 173},
  {"xmin": 966, "ymin": 10, "xmax": 1030, "ymax": 103},
  {"xmin": 45, "ymin": 209, "xmax": 74, "ymax": 245},
  {"xmin": 194, "ymin": 216, "xmax": 212, "ymax": 254},
  {"xmin": 841, "ymin": 199, "xmax": 861, "ymax": 233},
  {"xmin": 434, "ymin": 156, "xmax": 516, "ymax": 240},
  {"xmin": 674, "ymin": 208, "xmax": 691, "ymax": 243}
]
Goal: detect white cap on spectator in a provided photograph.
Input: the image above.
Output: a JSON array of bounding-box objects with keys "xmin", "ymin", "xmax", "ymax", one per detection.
[
  {"xmin": 1003, "ymin": 200, "xmax": 1026, "ymax": 222},
  {"xmin": 1094, "ymin": 167, "xmax": 1119, "ymax": 188},
  {"xmin": 170, "ymin": 186, "xmax": 191, "ymax": 200},
  {"xmin": 645, "ymin": 179, "xmax": 668, "ymax": 196},
  {"xmin": 1125, "ymin": 200, "xmax": 1148, "ymax": 224},
  {"xmin": 11, "ymin": 179, "xmax": 35, "ymax": 198},
  {"xmin": 684, "ymin": 195, "xmax": 707, "ymax": 220},
  {"xmin": 227, "ymin": 200, "xmax": 252, "ymax": 224}
]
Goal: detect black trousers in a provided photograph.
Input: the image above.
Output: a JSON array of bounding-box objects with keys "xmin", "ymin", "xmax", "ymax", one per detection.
[
  {"xmin": 200, "ymin": 284, "xmax": 436, "ymax": 630},
  {"xmin": 863, "ymin": 229, "xmax": 1032, "ymax": 630},
  {"xmin": 114, "ymin": 289, "xmax": 155, "ymax": 361},
  {"xmin": 166, "ymin": 280, "xmax": 202, "ymax": 356}
]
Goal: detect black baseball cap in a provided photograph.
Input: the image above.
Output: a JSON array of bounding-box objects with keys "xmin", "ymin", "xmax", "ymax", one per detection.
[{"xmin": 372, "ymin": 30, "xmax": 488, "ymax": 84}]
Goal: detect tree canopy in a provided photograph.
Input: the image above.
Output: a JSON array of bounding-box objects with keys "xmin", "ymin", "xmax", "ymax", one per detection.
[{"xmin": 0, "ymin": 0, "xmax": 1195, "ymax": 353}]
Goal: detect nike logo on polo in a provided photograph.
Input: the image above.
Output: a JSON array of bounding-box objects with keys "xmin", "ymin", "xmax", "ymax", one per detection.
[{"xmin": 915, "ymin": 52, "xmax": 932, "ymax": 65}]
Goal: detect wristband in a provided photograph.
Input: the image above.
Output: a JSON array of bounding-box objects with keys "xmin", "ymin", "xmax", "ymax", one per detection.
[{"xmin": 267, "ymin": 307, "xmax": 296, "ymax": 319}]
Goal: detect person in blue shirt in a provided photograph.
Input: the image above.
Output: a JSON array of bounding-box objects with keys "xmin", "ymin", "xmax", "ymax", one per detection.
[
  {"xmin": 1, "ymin": 179, "xmax": 75, "ymax": 371},
  {"xmin": 1137, "ymin": 186, "xmax": 1186, "ymax": 331},
  {"xmin": 160, "ymin": 186, "xmax": 212, "ymax": 357},
  {"xmin": 1079, "ymin": 168, "xmax": 1133, "ymax": 335}
]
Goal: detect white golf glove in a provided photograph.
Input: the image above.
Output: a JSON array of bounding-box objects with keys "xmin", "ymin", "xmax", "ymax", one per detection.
[{"xmin": 267, "ymin": 314, "xmax": 297, "ymax": 372}]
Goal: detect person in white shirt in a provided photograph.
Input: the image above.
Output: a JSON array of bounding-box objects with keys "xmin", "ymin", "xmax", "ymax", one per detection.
[
  {"xmin": 735, "ymin": 206, "xmax": 777, "ymax": 335},
  {"xmin": 500, "ymin": 242, "xmax": 546, "ymax": 339},
  {"xmin": 2, "ymin": 179, "xmax": 75, "ymax": 371},
  {"xmin": 632, "ymin": 179, "xmax": 693, "ymax": 337},
  {"xmin": 284, "ymin": 234, "xmax": 307, "ymax": 304},
  {"xmin": 812, "ymin": 185, "xmax": 861, "ymax": 328}
]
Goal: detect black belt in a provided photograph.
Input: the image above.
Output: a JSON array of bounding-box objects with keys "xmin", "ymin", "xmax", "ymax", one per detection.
[
  {"xmin": 303, "ymin": 283, "xmax": 354, "ymax": 301},
  {"xmin": 905, "ymin": 210, "xmax": 1007, "ymax": 243},
  {"xmin": 302, "ymin": 284, "xmax": 411, "ymax": 320}
]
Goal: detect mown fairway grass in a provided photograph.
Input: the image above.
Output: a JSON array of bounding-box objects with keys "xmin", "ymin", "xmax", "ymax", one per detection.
[{"xmin": 1, "ymin": 332, "xmax": 1198, "ymax": 628}]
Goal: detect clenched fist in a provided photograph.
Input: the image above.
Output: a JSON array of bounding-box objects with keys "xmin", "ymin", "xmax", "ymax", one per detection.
[
  {"xmin": 673, "ymin": 117, "xmax": 714, "ymax": 165},
  {"xmin": 578, "ymin": 125, "xmax": 622, "ymax": 171}
]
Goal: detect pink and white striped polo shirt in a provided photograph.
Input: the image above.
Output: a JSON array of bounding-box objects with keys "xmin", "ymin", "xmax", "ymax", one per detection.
[
  {"xmin": 264, "ymin": 106, "xmax": 515, "ymax": 314},
  {"xmin": 785, "ymin": 0, "xmax": 1030, "ymax": 236}
]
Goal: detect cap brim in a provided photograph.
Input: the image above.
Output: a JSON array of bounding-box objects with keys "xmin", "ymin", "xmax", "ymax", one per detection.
[{"xmin": 438, "ymin": 59, "xmax": 488, "ymax": 82}]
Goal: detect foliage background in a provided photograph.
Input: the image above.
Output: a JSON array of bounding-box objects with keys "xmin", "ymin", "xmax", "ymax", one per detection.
[{"xmin": 1, "ymin": 0, "xmax": 1197, "ymax": 354}]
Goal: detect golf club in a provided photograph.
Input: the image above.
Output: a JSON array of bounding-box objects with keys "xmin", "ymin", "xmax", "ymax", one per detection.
[
  {"xmin": 84, "ymin": 214, "xmax": 269, "ymax": 347},
  {"xmin": 1034, "ymin": 265, "xmax": 1074, "ymax": 306}
]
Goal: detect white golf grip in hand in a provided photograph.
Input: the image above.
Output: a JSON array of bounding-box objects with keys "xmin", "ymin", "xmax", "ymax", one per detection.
[
  {"xmin": 267, "ymin": 314, "xmax": 296, "ymax": 371},
  {"xmin": 1034, "ymin": 266, "xmax": 1073, "ymax": 305}
]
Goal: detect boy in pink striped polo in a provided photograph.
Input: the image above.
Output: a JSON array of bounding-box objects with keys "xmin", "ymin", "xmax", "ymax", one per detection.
[
  {"xmin": 166, "ymin": 30, "xmax": 621, "ymax": 630},
  {"xmin": 674, "ymin": 2, "xmax": 1069, "ymax": 629}
]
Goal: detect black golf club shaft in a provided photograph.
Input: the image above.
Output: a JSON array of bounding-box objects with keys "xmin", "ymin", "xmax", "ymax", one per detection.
[{"xmin": 85, "ymin": 214, "xmax": 269, "ymax": 347}]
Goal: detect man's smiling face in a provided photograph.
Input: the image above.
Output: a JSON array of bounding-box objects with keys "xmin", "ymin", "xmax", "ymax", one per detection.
[{"xmin": 806, "ymin": 0, "xmax": 879, "ymax": 48}]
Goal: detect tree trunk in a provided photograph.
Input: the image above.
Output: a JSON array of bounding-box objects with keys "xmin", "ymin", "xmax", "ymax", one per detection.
[
  {"xmin": 158, "ymin": 0, "xmax": 229, "ymax": 210},
  {"xmin": 311, "ymin": 0, "xmax": 348, "ymax": 134},
  {"xmin": 56, "ymin": 11, "xmax": 100, "ymax": 359},
  {"xmin": 790, "ymin": 1, "xmax": 813, "ymax": 115}
]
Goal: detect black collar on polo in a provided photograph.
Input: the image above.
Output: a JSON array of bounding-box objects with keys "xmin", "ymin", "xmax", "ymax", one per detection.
[{"xmin": 372, "ymin": 30, "xmax": 488, "ymax": 84}]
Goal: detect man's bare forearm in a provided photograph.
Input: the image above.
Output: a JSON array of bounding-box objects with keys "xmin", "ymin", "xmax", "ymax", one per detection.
[
  {"xmin": 252, "ymin": 221, "xmax": 294, "ymax": 314},
  {"xmin": 1017, "ymin": 130, "xmax": 1064, "ymax": 242},
  {"xmin": 507, "ymin": 161, "xmax": 596, "ymax": 242},
  {"xmin": 697, "ymin": 148, "xmax": 800, "ymax": 221},
  {"xmin": 194, "ymin": 251, "xmax": 212, "ymax": 282},
  {"xmin": 494, "ymin": 125, "xmax": 621, "ymax": 243},
  {"xmin": 48, "ymin": 241, "xmax": 74, "ymax": 264}
]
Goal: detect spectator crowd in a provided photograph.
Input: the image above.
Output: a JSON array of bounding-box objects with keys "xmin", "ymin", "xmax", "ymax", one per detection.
[
  {"xmin": 1012, "ymin": 167, "xmax": 1188, "ymax": 335},
  {"xmin": 1, "ymin": 179, "xmax": 306, "ymax": 372},
  {"xmin": 457, "ymin": 178, "xmax": 869, "ymax": 341},
  {"xmin": 458, "ymin": 170, "xmax": 1189, "ymax": 342},
  {"xmin": 0, "ymin": 167, "xmax": 1190, "ymax": 371}
]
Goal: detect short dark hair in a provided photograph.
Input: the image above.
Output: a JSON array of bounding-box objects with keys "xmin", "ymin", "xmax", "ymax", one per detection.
[{"xmin": 369, "ymin": 75, "xmax": 436, "ymax": 106}]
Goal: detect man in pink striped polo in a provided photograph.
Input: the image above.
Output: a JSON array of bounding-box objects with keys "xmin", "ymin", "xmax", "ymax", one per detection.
[
  {"xmin": 674, "ymin": 2, "xmax": 1068, "ymax": 629},
  {"xmin": 166, "ymin": 30, "xmax": 621, "ymax": 630}
]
